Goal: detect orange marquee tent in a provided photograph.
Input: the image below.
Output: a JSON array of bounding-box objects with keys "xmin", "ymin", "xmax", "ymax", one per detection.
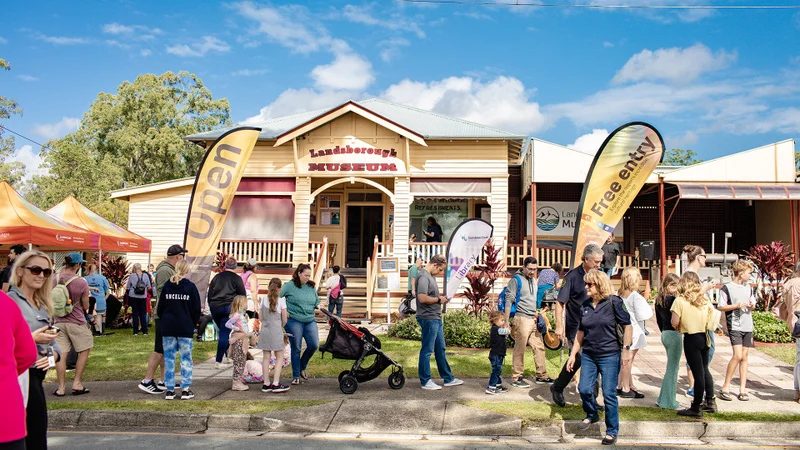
[
  {"xmin": 0, "ymin": 181, "xmax": 100, "ymax": 250},
  {"xmin": 47, "ymin": 195, "xmax": 151, "ymax": 253}
]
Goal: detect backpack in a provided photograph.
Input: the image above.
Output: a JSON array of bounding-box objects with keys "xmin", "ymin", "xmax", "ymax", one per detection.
[
  {"xmin": 52, "ymin": 276, "xmax": 79, "ymax": 317},
  {"xmin": 338, "ymin": 274, "xmax": 347, "ymax": 290},
  {"xmin": 133, "ymin": 274, "xmax": 146, "ymax": 296},
  {"xmin": 497, "ymin": 274, "xmax": 523, "ymax": 318}
]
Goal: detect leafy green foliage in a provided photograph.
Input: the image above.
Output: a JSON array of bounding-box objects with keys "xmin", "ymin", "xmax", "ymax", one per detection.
[
  {"xmin": 0, "ymin": 57, "xmax": 26, "ymax": 186},
  {"xmin": 24, "ymin": 71, "xmax": 230, "ymax": 225},
  {"xmin": 752, "ymin": 311, "xmax": 793, "ymax": 344},
  {"xmin": 744, "ymin": 241, "xmax": 795, "ymax": 311},
  {"xmin": 388, "ymin": 310, "xmax": 493, "ymax": 348},
  {"xmin": 662, "ymin": 148, "xmax": 702, "ymax": 166}
]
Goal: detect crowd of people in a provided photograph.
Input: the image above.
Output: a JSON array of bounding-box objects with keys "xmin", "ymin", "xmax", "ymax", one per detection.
[{"xmin": 4, "ymin": 238, "xmax": 800, "ymax": 449}]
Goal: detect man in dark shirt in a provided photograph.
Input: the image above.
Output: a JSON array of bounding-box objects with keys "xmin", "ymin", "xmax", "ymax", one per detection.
[
  {"xmin": 0, "ymin": 244, "xmax": 26, "ymax": 291},
  {"xmin": 601, "ymin": 234, "xmax": 621, "ymax": 278},
  {"xmin": 423, "ymin": 217, "xmax": 443, "ymax": 243},
  {"xmin": 551, "ymin": 243, "xmax": 604, "ymax": 407},
  {"xmin": 208, "ymin": 257, "xmax": 247, "ymax": 367}
]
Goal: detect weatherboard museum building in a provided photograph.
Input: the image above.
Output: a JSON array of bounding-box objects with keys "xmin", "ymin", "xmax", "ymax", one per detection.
[{"xmin": 111, "ymin": 98, "xmax": 799, "ymax": 315}]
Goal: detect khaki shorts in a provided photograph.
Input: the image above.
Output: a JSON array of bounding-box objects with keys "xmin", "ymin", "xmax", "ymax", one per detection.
[{"xmin": 55, "ymin": 322, "xmax": 94, "ymax": 353}]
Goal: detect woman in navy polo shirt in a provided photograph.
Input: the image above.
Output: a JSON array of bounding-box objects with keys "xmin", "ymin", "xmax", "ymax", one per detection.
[{"xmin": 566, "ymin": 269, "xmax": 632, "ymax": 446}]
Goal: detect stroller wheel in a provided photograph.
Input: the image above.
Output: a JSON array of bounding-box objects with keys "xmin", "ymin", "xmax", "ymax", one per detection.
[
  {"xmin": 338, "ymin": 370, "xmax": 350, "ymax": 383},
  {"xmin": 388, "ymin": 371, "xmax": 405, "ymax": 390},
  {"xmin": 340, "ymin": 375, "xmax": 358, "ymax": 395}
]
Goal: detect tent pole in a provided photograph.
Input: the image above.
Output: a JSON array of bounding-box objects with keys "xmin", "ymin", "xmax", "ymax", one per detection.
[
  {"xmin": 99, "ymin": 248, "xmax": 103, "ymax": 275},
  {"xmin": 28, "ymin": 243, "xmax": 32, "ymax": 251}
]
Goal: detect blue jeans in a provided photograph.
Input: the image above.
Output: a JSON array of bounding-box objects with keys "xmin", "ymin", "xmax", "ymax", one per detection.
[
  {"xmin": 489, "ymin": 355, "xmax": 504, "ymax": 387},
  {"xmin": 162, "ymin": 336, "xmax": 193, "ymax": 391},
  {"xmin": 328, "ymin": 295, "xmax": 343, "ymax": 318},
  {"xmin": 417, "ymin": 318, "xmax": 454, "ymax": 385},
  {"xmin": 579, "ymin": 352, "xmax": 621, "ymax": 437},
  {"xmin": 285, "ymin": 318, "xmax": 319, "ymax": 379},
  {"xmin": 211, "ymin": 305, "xmax": 232, "ymax": 363},
  {"xmin": 604, "ymin": 268, "xmax": 614, "ymax": 279}
]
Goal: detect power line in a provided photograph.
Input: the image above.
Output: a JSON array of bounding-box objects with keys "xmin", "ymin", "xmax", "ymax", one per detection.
[
  {"xmin": 0, "ymin": 124, "xmax": 53, "ymax": 152},
  {"xmin": 395, "ymin": 0, "xmax": 800, "ymax": 9}
]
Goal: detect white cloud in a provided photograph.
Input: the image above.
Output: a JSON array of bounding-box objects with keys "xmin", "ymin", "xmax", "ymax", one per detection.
[
  {"xmin": 102, "ymin": 23, "xmax": 162, "ymax": 40},
  {"xmin": 455, "ymin": 11, "xmax": 494, "ymax": 21},
  {"xmin": 378, "ymin": 37, "xmax": 410, "ymax": 62},
  {"xmin": 105, "ymin": 39, "xmax": 131, "ymax": 49},
  {"xmin": 231, "ymin": 68, "xmax": 269, "ymax": 77},
  {"xmin": 341, "ymin": 4, "xmax": 426, "ymax": 39},
  {"xmin": 572, "ymin": 0, "xmax": 714, "ymax": 23},
  {"xmin": 17, "ymin": 75, "xmax": 38, "ymax": 82},
  {"xmin": 567, "ymin": 129, "xmax": 609, "ymax": 155},
  {"xmin": 31, "ymin": 117, "xmax": 81, "ymax": 141},
  {"xmin": 232, "ymin": 2, "xmax": 330, "ymax": 54},
  {"xmin": 166, "ymin": 36, "xmax": 230, "ymax": 57},
  {"xmin": 140, "ymin": 49, "xmax": 152, "ymax": 57},
  {"xmin": 382, "ymin": 76, "xmax": 547, "ymax": 134},
  {"xmin": 31, "ymin": 32, "xmax": 88, "ymax": 45},
  {"xmin": 311, "ymin": 50, "xmax": 375, "ymax": 91},
  {"xmin": 8, "ymin": 145, "xmax": 47, "ymax": 181},
  {"xmin": 0, "ymin": 36, "xmax": 7, "ymax": 44},
  {"xmin": 613, "ymin": 43, "xmax": 736, "ymax": 85},
  {"xmin": 668, "ymin": 130, "xmax": 699, "ymax": 148},
  {"xmin": 603, "ymin": 41, "xmax": 614, "ymax": 48},
  {"xmin": 242, "ymin": 89, "xmax": 356, "ymax": 127}
]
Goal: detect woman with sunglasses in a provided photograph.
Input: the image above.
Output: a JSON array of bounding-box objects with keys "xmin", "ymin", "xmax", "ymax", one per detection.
[
  {"xmin": 7, "ymin": 251, "xmax": 61, "ymax": 450},
  {"xmin": 566, "ymin": 269, "xmax": 632, "ymax": 446}
]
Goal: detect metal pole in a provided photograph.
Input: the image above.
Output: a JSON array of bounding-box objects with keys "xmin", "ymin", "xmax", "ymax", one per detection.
[
  {"xmin": 658, "ymin": 177, "xmax": 667, "ymax": 281},
  {"xmin": 99, "ymin": 249, "xmax": 103, "ymax": 275},
  {"xmin": 531, "ymin": 182, "xmax": 537, "ymax": 261},
  {"xmin": 386, "ymin": 291, "xmax": 391, "ymax": 325}
]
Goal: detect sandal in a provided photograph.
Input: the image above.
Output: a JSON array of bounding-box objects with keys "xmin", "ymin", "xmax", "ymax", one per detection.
[
  {"xmin": 718, "ymin": 390, "xmax": 733, "ymax": 401},
  {"xmin": 71, "ymin": 387, "xmax": 90, "ymax": 396},
  {"xmin": 291, "ymin": 378, "xmax": 301, "ymax": 385},
  {"xmin": 300, "ymin": 370, "xmax": 309, "ymax": 380},
  {"xmin": 738, "ymin": 393, "xmax": 750, "ymax": 401},
  {"xmin": 53, "ymin": 389, "xmax": 65, "ymax": 397}
]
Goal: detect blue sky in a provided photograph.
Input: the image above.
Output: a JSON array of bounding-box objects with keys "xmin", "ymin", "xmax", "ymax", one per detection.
[{"xmin": 3, "ymin": 0, "xmax": 800, "ymax": 176}]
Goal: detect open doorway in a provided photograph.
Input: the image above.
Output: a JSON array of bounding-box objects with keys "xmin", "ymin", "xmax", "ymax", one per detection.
[{"xmin": 346, "ymin": 205, "xmax": 383, "ymax": 268}]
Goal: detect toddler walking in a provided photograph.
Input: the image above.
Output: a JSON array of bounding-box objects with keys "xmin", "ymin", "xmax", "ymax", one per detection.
[
  {"xmin": 226, "ymin": 295, "xmax": 253, "ymax": 391},
  {"xmin": 487, "ymin": 311, "xmax": 511, "ymax": 395},
  {"xmin": 256, "ymin": 278, "xmax": 290, "ymax": 393}
]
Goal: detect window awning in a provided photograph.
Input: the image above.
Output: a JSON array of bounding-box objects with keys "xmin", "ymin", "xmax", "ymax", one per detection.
[{"xmin": 674, "ymin": 183, "xmax": 800, "ymax": 200}]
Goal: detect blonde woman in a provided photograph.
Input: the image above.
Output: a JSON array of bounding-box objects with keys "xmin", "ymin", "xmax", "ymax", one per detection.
[
  {"xmin": 156, "ymin": 260, "xmax": 201, "ymax": 400},
  {"xmin": 717, "ymin": 260, "xmax": 757, "ymax": 401},
  {"xmin": 671, "ymin": 271, "xmax": 717, "ymax": 417},
  {"xmin": 566, "ymin": 269, "xmax": 632, "ymax": 446},
  {"xmin": 617, "ymin": 267, "xmax": 653, "ymax": 399},
  {"xmin": 7, "ymin": 251, "xmax": 60, "ymax": 449}
]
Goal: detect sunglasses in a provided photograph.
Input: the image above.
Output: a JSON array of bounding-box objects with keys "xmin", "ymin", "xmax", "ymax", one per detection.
[
  {"xmin": 584, "ymin": 282, "xmax": 595, "ymax": 288},
  {"xmin": 25, "ymin": 266, "xmax": 53, "ymax": 277}
]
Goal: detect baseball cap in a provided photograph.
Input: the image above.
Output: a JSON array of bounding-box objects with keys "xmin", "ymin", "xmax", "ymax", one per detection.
[
  {"xmin": 65, "ymin": 252, "xmax": 86, "ymax": 264},
  {"xmin": 167, "ymin": 244, "xmax": 188, "ymax": 256},
  {"xmin": 246, "ymin": 257, "xmax": 257, "ymax": 267}
]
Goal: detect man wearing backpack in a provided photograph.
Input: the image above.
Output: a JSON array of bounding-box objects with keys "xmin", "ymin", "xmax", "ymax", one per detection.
[
  {"xmin": 504, "ymin": 257, "xmax": 553, "ymax": 388},
  {"xmin": 126, "ymin": 263, "xmax": 152, "ymax": 336},
  {"xmin": 54, "ymin": 252, "xmax": 93, "ymax": 396}
]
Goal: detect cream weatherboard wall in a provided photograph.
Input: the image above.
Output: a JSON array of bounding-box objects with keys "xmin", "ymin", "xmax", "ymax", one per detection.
[{"xmin": 124, "ymin": 185, "xmax": 192, "ymax": 267}]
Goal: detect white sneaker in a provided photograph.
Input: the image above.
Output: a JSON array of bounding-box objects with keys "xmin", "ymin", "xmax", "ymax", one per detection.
[
  {"xmin": 215, "ymin": 362, "xmax": 232, "ymax": 369},
  {"xmin": 421, "ymin": 380, "xmax": 442, "ymax": 390},
  {"xmin": 444, "ymin": 378, "xmax": 464, "ymax": 387}
]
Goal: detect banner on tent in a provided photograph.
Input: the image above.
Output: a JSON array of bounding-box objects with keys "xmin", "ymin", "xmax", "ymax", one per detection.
[
  {"xmin": 571, "ymin": 122, "xmax": 664, "ymax": 268},
  {"xmin": 183, "ymin": 127, "xmax": 261, "ymax": 306},
  {"xmin": 444, "ymin": 218, "xmax": 494, "ymax": 299}
]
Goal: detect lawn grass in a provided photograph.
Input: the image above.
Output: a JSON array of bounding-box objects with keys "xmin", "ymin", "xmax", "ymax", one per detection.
[
  {"xmin": 757, "ymin": 345, "xmax": 796, "ymax": 366},
  {"xmin": 45, "ymin": 328, "xmax": 217, "ymax": 382},
  {"xmin": 307, "ymin": 337, "xmax": 566, "ymax": 379},
  {"xmin": 464, "ymin": 401, "xmax": 800, "ymax": 426},
  {"xmin": 49, "ymin": 399, "xmax": 329, "ymax": 415},
  {"xmin": 48, "ymin": 328, "xmax": 567, "ymax": 381}
]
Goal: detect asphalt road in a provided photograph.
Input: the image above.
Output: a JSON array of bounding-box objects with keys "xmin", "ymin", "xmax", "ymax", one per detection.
[{"xmin": 49, "ymin": 431, "xmax": 799, "ymax": 450}]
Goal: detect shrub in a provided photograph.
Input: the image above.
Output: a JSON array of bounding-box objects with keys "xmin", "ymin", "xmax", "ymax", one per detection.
[
  {"xmin": 745, "ymin": 241, "xmax": 795, "ymax": 311},
  {"xmin": 752, "ymin": 311, "xmax": 793, "ymax": 344},
  {"xmin": 387, "ymin": 310, "xmax": 492, "ymax": 348},
  {"xmin": 461, "ymin": 241, "xmax": 505, "ymax": 318}
]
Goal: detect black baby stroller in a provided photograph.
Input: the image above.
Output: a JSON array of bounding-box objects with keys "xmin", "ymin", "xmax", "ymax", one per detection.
[{"xmin": 318, "ymin": 308, "xmax": 405, "ymax": 394}]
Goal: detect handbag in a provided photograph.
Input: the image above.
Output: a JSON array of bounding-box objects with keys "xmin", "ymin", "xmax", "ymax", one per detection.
[{"xmin": 792, "ymin": 311, "xmax": 800, "ymax": 339}]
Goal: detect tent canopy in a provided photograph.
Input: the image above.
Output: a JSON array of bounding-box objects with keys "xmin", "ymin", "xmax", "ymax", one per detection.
[
  {"xmin": 47, "ymin": 195, "xmax": 151, "ymax": 253},
  {"xmin": 0, "ymin": 181, "xmax": 100, "ymax": 250}
]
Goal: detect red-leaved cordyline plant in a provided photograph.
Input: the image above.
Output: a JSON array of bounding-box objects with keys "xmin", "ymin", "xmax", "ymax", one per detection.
[
  {"xmin": 744, "ymin": 241, "xmax": 795, "ymax": 311},
  {"xmin": 213, "ymin": 250, "xmax": 229, "ymax": 273},
  {"xmin": 94, "ymin": 253, "xmax": 130, "ymax": 296},
  {"xmin": 462, "ymin": 240, "xmax": 506, "ymax": 318}
]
